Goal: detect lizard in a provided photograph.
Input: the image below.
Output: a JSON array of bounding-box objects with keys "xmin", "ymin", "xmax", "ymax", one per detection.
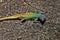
[{"xmin": 0, "ymin": 12, "xmax": 46, "ymax": 25}]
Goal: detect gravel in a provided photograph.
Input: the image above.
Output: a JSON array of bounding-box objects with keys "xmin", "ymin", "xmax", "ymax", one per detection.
[{"xmin": 0, "ymin": 0, "xmax": 60, "ymax": 40}]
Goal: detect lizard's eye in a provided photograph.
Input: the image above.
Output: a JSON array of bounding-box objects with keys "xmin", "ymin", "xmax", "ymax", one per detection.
[{"xmin": 37, "ymin": 14, "xmax": 46, "ymax": 25}]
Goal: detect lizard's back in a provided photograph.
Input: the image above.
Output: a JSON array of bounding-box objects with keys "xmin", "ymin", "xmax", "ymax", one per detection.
[{"xmin": 21, "ymin": 12, "xmax": 42, "ymax": 19}]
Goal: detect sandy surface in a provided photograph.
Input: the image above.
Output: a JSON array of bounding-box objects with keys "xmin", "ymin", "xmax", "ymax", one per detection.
[{"xmin": 0, "ymin": 0, "xmax": 60, "ymax": 40}]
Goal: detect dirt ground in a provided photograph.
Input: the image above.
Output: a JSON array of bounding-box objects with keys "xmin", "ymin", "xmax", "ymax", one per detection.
[{"xmin": 0, "ymin": 0, "xmax": 60, "ymax": 40}]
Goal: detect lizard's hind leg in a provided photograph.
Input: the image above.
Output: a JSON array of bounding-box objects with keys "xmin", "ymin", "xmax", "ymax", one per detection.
[{"xmin": 20, "ymin": 19, "xmax": 26, "ymax": 23}]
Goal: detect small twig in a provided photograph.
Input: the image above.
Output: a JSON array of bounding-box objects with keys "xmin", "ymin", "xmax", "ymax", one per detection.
[
  {"xmin": 0, "ymin": 0, "xmax": 3, "ymax": 3},
  {"xmin": 23, "ymin": 0, "xmax": 45, "ymax": 13},
  {"xmin": 23, "ymin": 0, "xmax": 27, "ymax": 5}
]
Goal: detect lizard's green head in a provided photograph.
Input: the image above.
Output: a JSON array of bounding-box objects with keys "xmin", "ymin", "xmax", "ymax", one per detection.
[{"xmin": 37, "ymin": 13, "xmax": 46, "ymax": 25}]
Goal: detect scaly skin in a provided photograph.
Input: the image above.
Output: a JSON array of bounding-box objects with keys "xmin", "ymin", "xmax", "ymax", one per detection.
[{"xmin": 0, "ymin": 12, "xmax": 43, "ymax": 21}]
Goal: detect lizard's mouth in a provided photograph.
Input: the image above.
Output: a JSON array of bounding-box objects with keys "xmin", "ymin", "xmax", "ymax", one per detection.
[
  {"xmin": 38, "ymin": 18, "xmax": 46, "ymax": 25},
  {"xmin": 37, "ymin": 15, "xmax": 46, "ymax": 25}
]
